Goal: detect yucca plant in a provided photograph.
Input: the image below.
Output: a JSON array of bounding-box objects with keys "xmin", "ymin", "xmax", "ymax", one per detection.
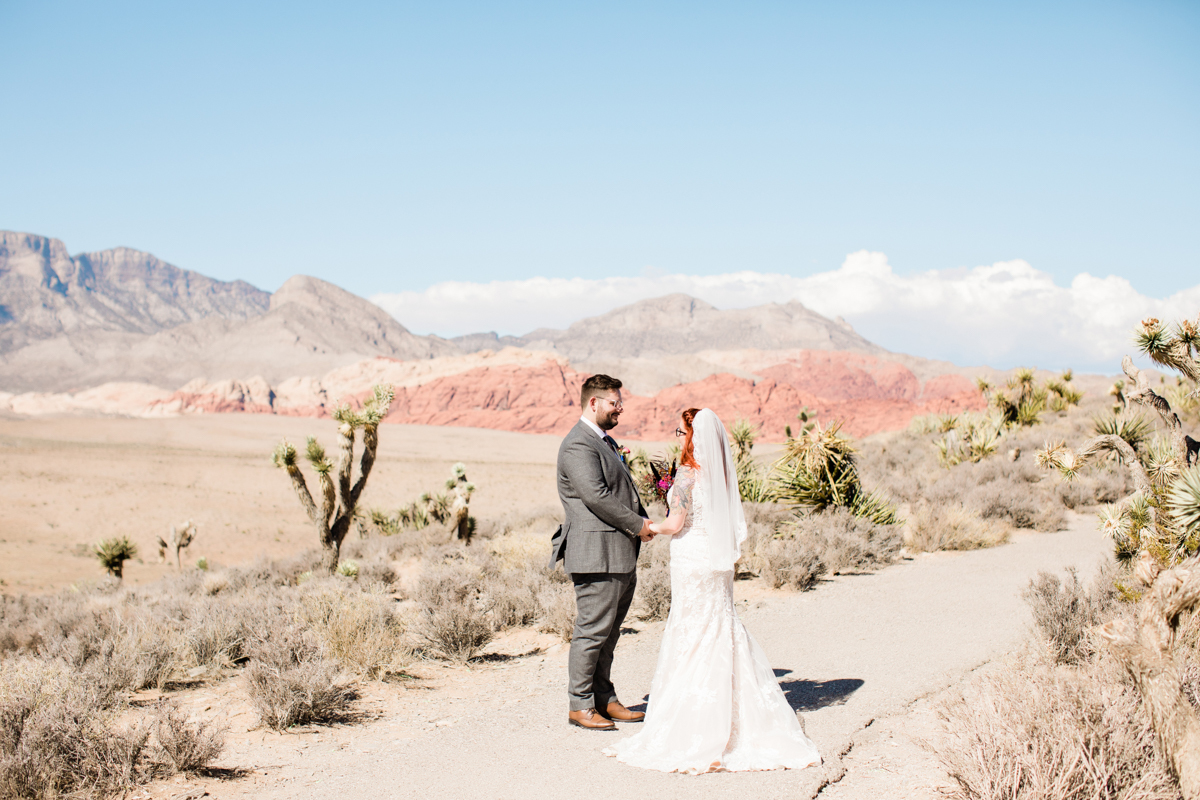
[
  {"xmin": 729, "ymin": 419, "xmax": 772, "ymax": 502},
  {"xmin": 770, "ymin": 420, "xmax": 899, "ymax": 525},
  {"xmin": 1092, "ymin": 411, "xmax": 1152, "ymax": 453},
  {"xmin": 935, "ymin": 413, "xmax": 1004, "ymax": 467},
  {"xmin": 1038, "ymin": 315, "xmax": 1200, "ymax": 567},
  {"xmin": 94, "ymin": 536, "xmax": 138, "ymax": 579}
]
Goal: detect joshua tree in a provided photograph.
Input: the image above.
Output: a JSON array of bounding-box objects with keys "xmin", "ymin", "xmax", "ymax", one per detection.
[
  {"xmin": 771, "ymin": 419, "xmax": 899, "ymax": 525},
  {"xmin": 1098, "ymin": 552, "xmax": 1200, "ymax": 798},
  {"xmin": 272, "ymin": 384, "xmax": 395, "ymax": 573},
  {"xmin": 445, "ymin": 462, "xmax": 477, "ymax": 543},
  {"xmin": 94, "ymin": 536, "xmax": 137, "ymax": 579},
  {"xmin": 157, "ymin": 519, "xmax": 197, "ymax": 568},
  {"xmin": 1039, "ymin": 317, "xmax": 1200, "ymax": 566}
]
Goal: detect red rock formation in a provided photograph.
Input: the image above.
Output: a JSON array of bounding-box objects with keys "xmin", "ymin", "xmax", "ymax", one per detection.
[{"xmin": 134, "ymin": 353, "xmax": 986, "ymax": 441}]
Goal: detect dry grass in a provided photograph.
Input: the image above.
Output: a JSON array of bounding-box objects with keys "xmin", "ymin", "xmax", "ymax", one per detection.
[
  {"xmin": 756, "ymin": 535, "xmax": 827, "ymax": 591},
  {"xmin": 937, "ymin": 651, "xmax": 1180, "ymax": 800},
  {"xmin": 634, "ymin": 539, "xmax": 672, "ymax": 621},
  {"xmin": 906, "ymin": 504, "xmax": 1010, "ymax": 553},
  {"xmin": 152, "ymin": 700, "xmax": 226, "ymax": 774},
  {"xmin": 244, "ymin": 626, "xmax": 360, "ymax": 730},
  {"xmin": 0, "ymin": 658, "xmax": 151, "ymax": 799},
  {"xmin": 934, "ymin": 563, "xmax": 1197, "ymax": 800},
  {"xmin": 417, "ymin": 603, "xmax": 495, "ymax": 663},
  {"xmin": 1022, "ymin": 565, "xmax": 1118, "ymax": 665},
  {"xmin": 296, "ymin": 582, "xmax": 411, "ymax": 678}
]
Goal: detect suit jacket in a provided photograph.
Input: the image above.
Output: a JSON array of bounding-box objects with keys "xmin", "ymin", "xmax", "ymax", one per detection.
[{"xmin": 549, "ymin": 420, "xmax": 646, "ymax": 574}]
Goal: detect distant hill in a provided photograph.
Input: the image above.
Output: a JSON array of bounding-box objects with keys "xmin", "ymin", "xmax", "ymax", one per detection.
[
  {"xmin": 454, "ymin": 293, "xmax": 884, "ymax": 360},
  {"xmin": 0, "ymin": 232, "xmax": 459, "ymax": 391}
]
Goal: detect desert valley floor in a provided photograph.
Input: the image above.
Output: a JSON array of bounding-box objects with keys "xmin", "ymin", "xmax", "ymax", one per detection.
[{"xmin": 0, "ymin": 413, "xmax": 1117, "ymax": 798}]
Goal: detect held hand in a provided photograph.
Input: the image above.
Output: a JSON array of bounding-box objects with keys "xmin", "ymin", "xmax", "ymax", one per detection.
[
  {"xmin": 638, "ymin": 519, "xmax": 655, "ymax": 542},
  {"xmin": 648, "ymin": 520, "xmax": 664, "ymax": 537}
]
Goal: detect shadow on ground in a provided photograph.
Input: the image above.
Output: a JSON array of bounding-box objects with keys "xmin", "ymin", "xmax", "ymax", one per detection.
[{"xmin": 778, "ymin": 677, "xmax": 864, "ymax": 712}]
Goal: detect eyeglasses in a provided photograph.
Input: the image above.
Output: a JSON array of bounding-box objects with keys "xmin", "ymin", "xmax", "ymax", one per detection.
[
  {"xmin": 599, "ymin": 397, "xmax": 623, "ymax": 410},
  {"xmin": 674, "ymin": 428, "xmax": 686, "ymax": 437}
]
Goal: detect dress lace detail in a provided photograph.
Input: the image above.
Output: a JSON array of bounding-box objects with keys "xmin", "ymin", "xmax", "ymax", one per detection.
[{"xmin": 604, "ymin": 468, "xmax": 820, "ymax": 774}]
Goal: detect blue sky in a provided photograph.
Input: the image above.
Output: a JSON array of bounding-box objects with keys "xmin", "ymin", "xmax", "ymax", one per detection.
[{"xmin": 1, "ymin": 1, "xmax": 1197, "ymax": 367}]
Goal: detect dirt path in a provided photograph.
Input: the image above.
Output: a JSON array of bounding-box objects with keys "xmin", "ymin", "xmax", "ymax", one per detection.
[{"xmin": 147, "ymin": 511, "xmax": 1110, "ymax": 800}]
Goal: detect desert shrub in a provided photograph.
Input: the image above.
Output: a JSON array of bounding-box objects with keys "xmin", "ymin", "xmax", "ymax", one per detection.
[
  {"xmin": 184, "ymin": 598, "xmax": 254, "ymax": 669},
  {"xmin": 906, "ymin": 504, "xmax": 1010, "ymax": 553},
  {"xmin": 786, "ymin": 508, "xmax": 903, "ymax": 574},
  {"xmin": 634, "ymin": 540, "xmax": 672, "ymax": 621},
  {"xmin": 936, "ymin": 651, "xmax": 1179, "ymax": 800},
  {"xmin": 756, "ymin": 535, "xmax": 827, "ymax": 591},
  {"xmin": 1022, "ymin": 565, "xmax": 1118, "ymax": 665},
  {"xmin": 152, "ymin": 700, "xmax": 225, "ymax": 774},
  {"xmin": 296, "ymin": 582, "xmax": 410, "ymax": 678},
  {"xmin": 417, "ymin": 602, "xmax": 494, "ymax": 663},
  {"xmin": 538, "ymin": 583, "xmax": 576, "ymax": 642},
  {"xmin": 482, "ymin": 572, "xmax": 544, "ymax": 631},
  {"xmin": 244, "ymin": 626, "xmax": 359, "ymax": 730},
  {"xmin": 0, "ymin": 658, "xmax": 151, "ymax": 798}
]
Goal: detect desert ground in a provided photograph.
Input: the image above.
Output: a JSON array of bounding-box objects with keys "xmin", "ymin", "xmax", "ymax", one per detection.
[
  {"xmin": 0, "ymin": 413, "xmax": 1116, "ymax": 799},
  {"xmin": 0, "ymin": 415, "xmax": 577, "ymax": 594}
]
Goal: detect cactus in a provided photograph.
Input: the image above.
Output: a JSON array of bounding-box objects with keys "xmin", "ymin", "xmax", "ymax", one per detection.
[
  {"xmin": 272, "ymin": 384, "xmax": 394, "ymax": 573},
  {"xmin": 157, "ymin": 520, "xmax": 197, "ymax": 569},
  {"xmin": 1038, "ymin": 316, "xmax": 1200, "ymax": 566},
  {"xmin": 94, "ymin": 536, "xmax": 137, "ymax": 579}
]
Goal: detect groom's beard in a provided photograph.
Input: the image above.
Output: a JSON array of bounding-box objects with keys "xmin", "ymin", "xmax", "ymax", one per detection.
[{"xmin": 597, "ymin": 411, "xmax": 620, "ymax": 431}]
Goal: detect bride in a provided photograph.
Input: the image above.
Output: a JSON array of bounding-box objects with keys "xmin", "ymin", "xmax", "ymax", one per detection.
[{"xmin": 605, "ymin": 407, "xmax": 821, "ymax": 774}]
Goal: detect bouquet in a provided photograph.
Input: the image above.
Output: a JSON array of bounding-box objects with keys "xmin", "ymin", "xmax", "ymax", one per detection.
[{"xmin": 639, "ymin": 458, "xmax": 678, "ymax": 512}]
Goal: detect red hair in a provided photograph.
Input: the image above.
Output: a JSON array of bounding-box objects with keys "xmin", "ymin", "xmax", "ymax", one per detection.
[{"xmin": 679, "ymin": 408, "xmax": 701, "ymax": 469}]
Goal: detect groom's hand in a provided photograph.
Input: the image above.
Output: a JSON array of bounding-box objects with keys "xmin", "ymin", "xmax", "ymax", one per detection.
[{"xmin": 638, "ymin": 519, "xmax": 654, "ymax": 542}]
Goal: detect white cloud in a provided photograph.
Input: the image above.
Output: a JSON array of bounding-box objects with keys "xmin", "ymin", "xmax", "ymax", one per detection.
[{"xmin": 371, "ymin": 252, "xmax": 1200, "ymax": 373}]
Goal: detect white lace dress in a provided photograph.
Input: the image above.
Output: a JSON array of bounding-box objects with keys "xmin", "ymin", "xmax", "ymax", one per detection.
[{"xmin": 605, "ymin": 469, "xmax": 821, "ymax": 774}]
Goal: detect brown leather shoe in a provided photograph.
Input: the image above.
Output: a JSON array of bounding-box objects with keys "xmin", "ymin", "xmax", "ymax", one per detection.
[
  {"xmin": 568, "ymin": 708, "xmax": 617, "ymax": 730},
  {"xmin": 599, "ymin": 701, "xmax": 645, "ymax": 722}
]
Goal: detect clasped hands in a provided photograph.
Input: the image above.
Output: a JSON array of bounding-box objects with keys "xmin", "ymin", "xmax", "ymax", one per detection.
[{"xmin": 638, "ymin": 518, "xmax": 665, "ymax": 542}]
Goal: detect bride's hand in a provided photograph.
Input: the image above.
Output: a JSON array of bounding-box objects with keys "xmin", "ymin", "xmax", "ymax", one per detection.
[{"xmin": 648, "ymin": 521, "xmax": 665, "ymax": 536}]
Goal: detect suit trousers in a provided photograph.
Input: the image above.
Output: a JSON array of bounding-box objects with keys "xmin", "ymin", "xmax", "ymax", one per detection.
[{"xmin": 568, "ymin": 571, "xmax": 637, "ymax": 712}]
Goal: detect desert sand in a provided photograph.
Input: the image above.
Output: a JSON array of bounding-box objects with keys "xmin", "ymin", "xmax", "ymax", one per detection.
[
  {"xmin": 2, "ymin": 413, "xmax": 1115, "ymax": 799},
  {"xmin": 0, "ymin": 415, "xmax": 582, "ymax": 593}
]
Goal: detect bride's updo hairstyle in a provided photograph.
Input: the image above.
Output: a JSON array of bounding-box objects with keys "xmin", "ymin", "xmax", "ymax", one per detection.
[{"xmin": 679, "ymin": 407, "xmax": 702, "ymax": 469}]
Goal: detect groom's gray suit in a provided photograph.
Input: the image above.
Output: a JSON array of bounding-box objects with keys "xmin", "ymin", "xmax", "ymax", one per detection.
[{"xmin": 550, "ymin": 419, "xmax": 646, "ymax": 712}]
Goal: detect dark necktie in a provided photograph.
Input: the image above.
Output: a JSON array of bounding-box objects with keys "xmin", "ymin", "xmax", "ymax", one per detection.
[{"xmin": 603, "ymin": 435, "xmax": 620, "ymax": 455}]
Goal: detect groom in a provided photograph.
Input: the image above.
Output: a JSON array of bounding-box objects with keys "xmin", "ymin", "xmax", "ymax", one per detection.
[{"xmin": 550, "ymin": 374, "xmax": 653, "ymax": 731}]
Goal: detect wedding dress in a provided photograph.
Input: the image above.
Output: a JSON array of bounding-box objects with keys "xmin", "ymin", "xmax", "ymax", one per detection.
[{"xmin": 605, "ymin": 410, "xmax": 821, "ymax": 774}]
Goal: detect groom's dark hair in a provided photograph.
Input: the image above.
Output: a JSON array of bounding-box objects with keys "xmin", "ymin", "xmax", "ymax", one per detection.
[{"xmin": 580, "ymin": 374, "xmax": 623, "ymax": 408}]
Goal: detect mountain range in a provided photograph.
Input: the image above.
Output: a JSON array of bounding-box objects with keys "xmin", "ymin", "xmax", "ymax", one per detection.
[{"xmin": 0, "ymin": 230, "xmax": 1003, "ymax": 438}]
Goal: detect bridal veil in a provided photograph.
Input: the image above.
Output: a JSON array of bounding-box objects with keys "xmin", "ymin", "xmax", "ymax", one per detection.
[{"xmin": 690, "ymin": 408, "xmax": 748, "ymax": 572}]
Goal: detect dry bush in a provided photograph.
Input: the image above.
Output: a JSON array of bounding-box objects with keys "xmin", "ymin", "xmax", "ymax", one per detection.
[
  {"xmin": 906, "ymin": 504, "xmax": 1010, "ymax": 553},
  {"xmin": 152, "ymin": 700, "xmax": 226, "ymax": 774},
  {"xmin": 1022, "ymin": 565, "xmax": 1119, "ymax": 665},
  {"xmin": 0, "ymin": 658, "xmax": 151, "ymax": 799},
  {"xmin": 482, "ymin": 571, "xmax": 544, "ymax": 630},
  {"xmin": 937, "ymin": 651, "xmax": 1180, "ymax": 800},
  {"xmin": 296, "ymin": 582, "xmax": 410, "ymax": 678},
  {"xmin": 786, "ymin": 508, "xmax": 903, "ymax": 574},
  {"xmin": 538, "ymin": 583, "xmax": 576, "ymax": 642},
  {"xmin": 417, "ymin": 602, "xmax": 494, "ymax": 663},
  {"xmin": 184, "ymin": 598, "xmax": 254, "ymax": 669},
  {"xmin": 635, "ymin": 539, "xmax": 672, "ymax": 621},
  {"xmin": 757, "ymin": 535, "xmax": 827, "ymax": 591},
  {"xmin": 244, "ymin": 626, "xmax": 359, "ymax": 730}
]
